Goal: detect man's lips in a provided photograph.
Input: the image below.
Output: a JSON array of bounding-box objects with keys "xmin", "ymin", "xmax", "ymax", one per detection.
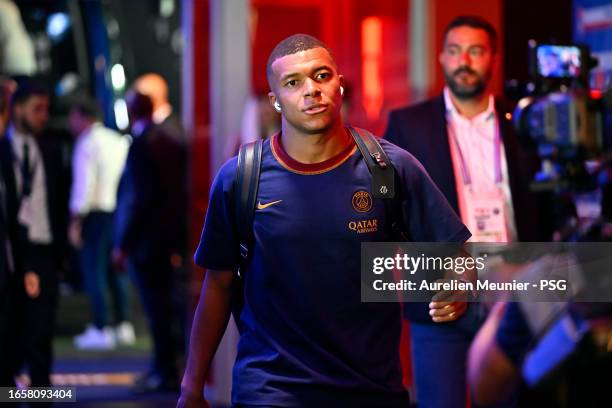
[
  {"xmin": 454, "ymin": 71, "xmax": 476, "ymax": 80},
  {"xmin": 302, "ymin": 104, "xmax": 328, "ymax": 114}
]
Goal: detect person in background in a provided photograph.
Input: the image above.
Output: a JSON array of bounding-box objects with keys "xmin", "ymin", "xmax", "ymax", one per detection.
[
  {"xmin": 68, "ymin": 95, "xmax": 132, "ymax": 350},
  {"xmin": 385, "ymin": 15, "xmax": 548, "ymax": 408},
  {"xmin": 114, "ymin": 89, "xmax": 186, "ymax": 393},
  {"xmin": 0, "ymin": 79, "xmax": 69, "ymax": 387},
  {"xmin": 0, "ymin": 77, "xmax": 17, "ymax": 132},
  {"xmin": 132, "ymin": 72, "xmax": 189, "ymax": 359},
  {"xmin": 0, "ymin": 0, "xmax": 36, "ymax": 76},
  {"xmin": 0, "ymin": 76, "xmax": 22, "ymax": 387},
  {"xmin": 133, "ymin": 73, "xmax": 186, "ymax": 145}
]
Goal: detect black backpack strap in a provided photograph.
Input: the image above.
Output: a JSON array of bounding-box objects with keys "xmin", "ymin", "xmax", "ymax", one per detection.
[
  {"xmin": 232, "ymin": 140, "xmax": 263, "ymax": 332},
  {"xmin": 348, "ymin": 126, "xmax": 395, "ymax": 199},
  {"xmin": 348, "ymin": 126, "xmax": 410, "ymax": 241},
  {"xmin": 235, "ymin": 139, "xmax": 263, "ymax": 274}
]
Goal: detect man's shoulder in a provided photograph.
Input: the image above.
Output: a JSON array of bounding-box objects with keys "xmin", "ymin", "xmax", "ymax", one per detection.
[
  {"xmin": 389, "ymin": 95, "xmax": 444, "ymax": 123},
  {"xmin": 211, "ymin": 155, "xmax": 240, "ymax": 191},
  {"xmin": 92, "ymin": 124, "xmax": 122, "ymax": 139},
  {"xmin": 378, "ymin": 138, "xmax": 426, "ymax": 174}
]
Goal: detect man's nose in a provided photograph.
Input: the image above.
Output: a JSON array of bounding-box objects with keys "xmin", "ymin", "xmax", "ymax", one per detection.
[
  {"xmin": 303, "ymin": 77, "xmax": 321, "ymax": 97},
  {"xmin": 459, "ymin": 51, "xmax": 471, "ymax": 66}
]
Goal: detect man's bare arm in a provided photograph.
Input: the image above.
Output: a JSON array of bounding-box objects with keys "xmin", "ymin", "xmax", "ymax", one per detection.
[
  {"xmin": 178, "ymin": 269, "xmax": 236, "ymax": 407},
  {"xmin": 468, "ymin": 301, "xmax": 521, "ymax": 405}
]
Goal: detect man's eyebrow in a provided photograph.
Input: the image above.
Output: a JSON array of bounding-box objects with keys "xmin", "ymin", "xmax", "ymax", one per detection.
[
  {"xmin": 445, "ymin": 42, "xmax": 488, "ymax": 49},
  {"xmin": 279, "ymin": 72, "xmax": 299, "ymax": 82},
  {"xmin": 313, "ymin": 64, "xmax": 333, "ymax": 72},
  {"xmin": 279, "ymin": 65, "xmax": 334, "ymax": 82}
]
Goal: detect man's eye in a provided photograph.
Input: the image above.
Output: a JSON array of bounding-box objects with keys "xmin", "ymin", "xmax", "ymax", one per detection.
[
  {"xmin": 470, "ymin": 48, "xmax": 484, "ymax": 57},
  {"xmin": 317, "ymin": 72, "xmax": 330, "ymax": 80},
  {"xmin": 286, "ymin": 79, "xmax": 298, "ymax": 87}
]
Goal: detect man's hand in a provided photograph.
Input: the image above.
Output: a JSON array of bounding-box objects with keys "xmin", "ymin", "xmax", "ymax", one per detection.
[
  {"xmin": 24, "ymin": 271, "xmax": 40, "ymax": 298},
  {"xmin": 68, "ymin": 217, "xmax": 83, "ymax": 249},
  {"xmin": 429, "ymin": 278, "xmax": 468, "ymax": 323},
  {"xmin": 176, "ymin": 387, "xmax": 209, "ymax": 408},
  {"xmin": 112, "ymin": 247, "xmax": 127, "ymax": 272}
]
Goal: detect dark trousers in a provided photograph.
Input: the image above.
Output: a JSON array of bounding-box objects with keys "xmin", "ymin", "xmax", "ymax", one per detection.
[
  {"xmin": 22, "ymin": 244, "xmax": 58, "ymax": 387},
  {"xmin": 409, "ymin": 303, "xmax": 487, "ymax": 408},
  {"xmin": 80, "ymin": 212, "xmax": 129, "ymax": 328},
  {"xmin": 0, "ymin": 273, "xmax": 26, "ymax": 387},
  {"xmin": 129, "ymin": 252, "xmax": 177, "ymax": 380}
]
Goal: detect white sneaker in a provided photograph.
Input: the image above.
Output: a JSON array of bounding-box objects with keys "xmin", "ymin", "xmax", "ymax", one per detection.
[
  {"xmin": 115, "ymin": 321, "xmax": 136, "ymax": 346},
  {"xmin": 73, "ymin": 324, "xmax": 116, "ymax": 350}
]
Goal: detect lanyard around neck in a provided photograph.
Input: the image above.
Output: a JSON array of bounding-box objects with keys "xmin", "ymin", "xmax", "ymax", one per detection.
[{"xmin": 450, "ymin": 119, "xmax": 502, "ymax": 186}]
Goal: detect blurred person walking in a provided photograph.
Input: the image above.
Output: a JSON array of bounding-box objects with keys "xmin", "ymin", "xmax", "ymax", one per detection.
[
  {"xmin": 132, "ymin": 72, "xmax": 189, "ymax": 356},
  {"xmin": 0, "ymin": 79, "xmax": 69, "ymax": 387},
  {"xmin": 114, "ymin": 89, "xmax": 186, "ymax": 393},
  {"xmin": 67, "ymin": 95, "xmax": 132, "ymax": 350}
]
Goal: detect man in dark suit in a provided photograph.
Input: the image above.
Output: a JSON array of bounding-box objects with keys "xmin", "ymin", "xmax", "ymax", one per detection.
[
  {"xmin": 385, "ymin": 15, "xmax": 548, "ymax": 408},
  {"xmin": 132, "ymin": 73, "xmax": 189, "ymax": 354},
  {"xmin": 113, "ymin": 89, "xmax": 187, "ymax": 393},
  {"xmin": 133, "ymin": 73, "xmax": 187, "ymax": 146},
  {"xmin": 0, "ymin": 80, "xmax": 70, "ymax": 387},
  {"xmin": 0, "ymin": 78, "xmax": 24, "ymax": 387},
  {"xmin": 0, "ymin": 147, "xmax": 22, "ymax": 388}
]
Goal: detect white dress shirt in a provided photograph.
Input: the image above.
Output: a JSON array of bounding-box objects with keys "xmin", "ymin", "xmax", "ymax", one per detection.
[
  {"xmin": 70, "ymin": 122, "xmax": 129, "ymax": 215},
  {"xmin": 444, "ymin": 87, "xmax": 517, "ymax": 242},
  {"xmin": 8, "ymin": 126, "xmax": 52, "ymax": 244}
]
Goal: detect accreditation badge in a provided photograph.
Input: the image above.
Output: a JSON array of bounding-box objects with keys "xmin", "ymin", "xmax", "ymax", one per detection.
[{"xmin": 465, "ymin": 188, "xmax": 509, "ymax": 243}]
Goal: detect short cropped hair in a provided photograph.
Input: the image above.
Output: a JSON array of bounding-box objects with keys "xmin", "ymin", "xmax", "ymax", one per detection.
[
  {"xmin": 266, "ymin": 34, "xmax": 334, "ymax": 85},
  {"xmin": 126, "ymin": 90, "xmax": 153, "ymax": 120},
  {"xmin": 11, "ymin": 79, "xmax": 48, "ymax": 107},
  {"xmin": 69, "ymin": 94, "xmax": 101, "ymax": 119},
  {"xmin": 443, "ymin": 15, "xmax": 498, "ymax": 54}
]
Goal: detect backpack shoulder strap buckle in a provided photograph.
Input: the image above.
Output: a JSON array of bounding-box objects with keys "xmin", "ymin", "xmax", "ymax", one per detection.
[{"xmin": 348, "ymin": 126, "xmax": 395, "ymax": 199}]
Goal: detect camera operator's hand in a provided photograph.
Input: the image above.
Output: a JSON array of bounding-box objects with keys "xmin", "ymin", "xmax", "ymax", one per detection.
[
  {"xmin": 176, "ymin": 388, "xmax": 209, "ymax": 408},
  {"xmin": 429, "ymin": 278, "xmax": 468, "ymax": 323}
]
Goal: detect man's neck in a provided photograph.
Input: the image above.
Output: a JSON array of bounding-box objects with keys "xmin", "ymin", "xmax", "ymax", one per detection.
[
  {"xmin": 281, "ymin": 120, "xmax": 351, "ymax": 164},
  {"xmin": 79, "ymin": 121, "xmax": 97, "ymax": 138},
  {"xmin": 153, "ymin": 104, "xmax": 172, "ymax": 124},
  {"xmin": 447, "ymin": 89, "xmax": 491, "ymax": 120},
  {"xmin": 12, "ymin": 124, "xmax": 30, "ymax": 138}
]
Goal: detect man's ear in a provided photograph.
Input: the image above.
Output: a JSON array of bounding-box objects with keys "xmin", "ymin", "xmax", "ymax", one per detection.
[{"xmin": 268, "ymin": 92, "xmax": 281, "ymax": 113}]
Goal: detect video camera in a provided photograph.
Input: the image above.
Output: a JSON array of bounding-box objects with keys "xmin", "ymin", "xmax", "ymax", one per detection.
[{"xmin": 512, "ymin": 41, "xmax": 607, "ymax": 193}]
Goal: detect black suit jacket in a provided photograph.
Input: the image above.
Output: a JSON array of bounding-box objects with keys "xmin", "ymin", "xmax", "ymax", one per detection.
[
  {"xmin": 0, "ymin": 137, "xmax": 22, "ymax": 282},
  {"xmin": 385, "ymin": 94, "xmax": 550, "ymax": 241},
  {"xmin": 115, "ymin": 122, "xmax": 188, "ymax": 259},
  {"xmin": 0, "ymin": 133, "xmax": 70, "ymax": 273},
  {"xmin": 0, "ymin": 159, "xmax": 15, "ymax": 290}
]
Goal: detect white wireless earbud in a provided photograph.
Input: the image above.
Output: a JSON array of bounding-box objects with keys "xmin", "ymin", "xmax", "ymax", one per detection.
[
  {"xmin": 274, "ymin": 101, "xmax": 281, "ymax": 112},
  {"xmin": 340, "ymin": 86, "xmax": 344, "ymax": 96}
]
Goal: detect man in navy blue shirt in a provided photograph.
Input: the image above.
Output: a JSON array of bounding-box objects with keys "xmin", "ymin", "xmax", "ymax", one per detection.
[{"xmin": 178, "ymin": 34, "xmax": 470, "ymax": 408}]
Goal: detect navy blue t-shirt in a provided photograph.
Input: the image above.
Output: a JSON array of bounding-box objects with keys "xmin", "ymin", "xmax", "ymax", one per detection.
[{"xmin": 195, "ymin": 129, "xmax": 470, "ymax": 407}]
